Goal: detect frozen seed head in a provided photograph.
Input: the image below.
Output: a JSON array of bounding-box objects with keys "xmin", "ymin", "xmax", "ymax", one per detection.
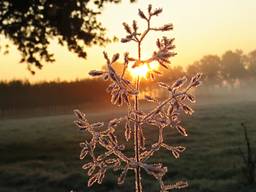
[{"xmin": 73, "ymin": 4, "xmax": 203, "ymax": 192}]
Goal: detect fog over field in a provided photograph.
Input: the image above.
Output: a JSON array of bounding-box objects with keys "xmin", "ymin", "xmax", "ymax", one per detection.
[{"xmin": 0, "ymin": 75, "xmax": 256, "ymax": 192}]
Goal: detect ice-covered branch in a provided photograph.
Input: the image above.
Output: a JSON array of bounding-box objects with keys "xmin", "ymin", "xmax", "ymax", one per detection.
[{"xmin": 74, "ymin": 4, "xmax": 203, "ymax": 192}]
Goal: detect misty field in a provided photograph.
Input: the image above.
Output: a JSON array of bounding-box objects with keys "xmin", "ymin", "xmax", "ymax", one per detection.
[{"xmin": 0, "ymin": 101, "xmax": 256, "ymax": 192}]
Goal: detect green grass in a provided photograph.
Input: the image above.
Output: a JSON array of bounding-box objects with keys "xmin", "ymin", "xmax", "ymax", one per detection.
[{"xmin": 0, "ymin": 101, "xmax": 256, "ymax": 192}]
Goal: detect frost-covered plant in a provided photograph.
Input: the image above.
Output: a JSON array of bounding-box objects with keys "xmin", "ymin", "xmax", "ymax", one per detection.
[{"xmin": 74, "ymin": 4, "xmax": 203, "ymax": 192}]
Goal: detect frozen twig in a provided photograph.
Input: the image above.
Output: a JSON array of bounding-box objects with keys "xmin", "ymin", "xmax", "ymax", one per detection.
[{"xmin": 74, "ymin": 4, "xmax": 203, "ymax": 192}]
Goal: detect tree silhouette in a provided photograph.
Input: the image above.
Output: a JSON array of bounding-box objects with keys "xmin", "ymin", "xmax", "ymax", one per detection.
[
  {"xmin": 221, "ymin": 50, "xmax": 246, "ymax": 83},
  {"xmin": 199, "ymin": 55, "xmax": 221, "ymax": 85},
  {"xmin": 160, "ymin": 66, "xmax": 185, "ymax": 82},
  {"xmin": 247, "ymin": 50, "xmax": 256, "ymax": 79},
  {"xmin": 0, "ymin": 0, "xmax": 135, "ymax": 74},
  {"xmin": 187, "ymin": 61, "xmax": 200, "ymax": 77}
]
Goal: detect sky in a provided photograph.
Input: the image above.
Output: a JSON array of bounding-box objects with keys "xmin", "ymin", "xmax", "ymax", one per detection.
[{"xmin": 0, "ymin": 0, "xmax": 256, "ymax": 83}]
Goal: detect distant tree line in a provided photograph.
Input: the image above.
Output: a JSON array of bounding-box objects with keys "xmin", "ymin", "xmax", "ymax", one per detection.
[
  {"xmin": 0, "ymin": 79, "xmax": 109, "ymax": 111},
  {"xmin": 0, "ymin": 49, "xmax": 256, "ymax": 111},
  {"xmin": 185, "ymin": 49, "xmax": 256, "ymax": 86}
]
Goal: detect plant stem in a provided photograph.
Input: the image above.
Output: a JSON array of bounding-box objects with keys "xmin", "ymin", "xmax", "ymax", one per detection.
[{"xmin": 134, "ymin": 75, "xmax": 142, "ymax": 192}]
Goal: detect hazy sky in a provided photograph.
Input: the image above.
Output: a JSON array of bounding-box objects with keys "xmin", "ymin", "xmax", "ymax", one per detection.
[{"xmin": 0, "ymin": 0, "xmax": 256, "ymax": 82}]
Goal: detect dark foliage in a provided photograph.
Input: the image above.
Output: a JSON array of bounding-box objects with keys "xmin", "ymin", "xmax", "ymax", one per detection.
[
  {"xmin": 0, "ymin": 79, "xmax": 108, "ymax": 111},
  {"xmin": 0, "ymin": 0, "xmax": 135, "ymax": 73},
  {"xmin": 187, "ymin": 49, "xmax": 256, "ymax": 86}
]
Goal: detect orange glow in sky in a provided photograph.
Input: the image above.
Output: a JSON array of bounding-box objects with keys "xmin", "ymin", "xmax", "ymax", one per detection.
[{"xmin": 0, "ymin": 0, "xmax": 256, "ymax": 82}]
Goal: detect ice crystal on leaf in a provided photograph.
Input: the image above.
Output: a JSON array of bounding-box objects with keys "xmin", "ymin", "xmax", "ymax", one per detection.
[{"xmin": 74, "ymin": 4, "xmax": 203, "ymax": 192}]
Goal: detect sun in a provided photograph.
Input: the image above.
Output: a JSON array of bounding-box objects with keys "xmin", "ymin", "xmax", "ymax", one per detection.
[{"xmin": 128, "ymin": 61, "xmax": 159, "ymax": 78}]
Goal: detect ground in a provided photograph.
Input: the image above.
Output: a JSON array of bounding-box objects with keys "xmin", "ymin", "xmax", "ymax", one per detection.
[{"xmin": 0, "ymin": 101, "xmax": 256, "ymax": 192}]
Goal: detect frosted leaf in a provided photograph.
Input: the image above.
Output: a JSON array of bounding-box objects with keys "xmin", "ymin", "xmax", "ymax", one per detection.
[
  {"xmin": 88, "ymin": 165, "xmax": 96, "ymax": 176},
  {"xmin": 158, "ymin": 82, "xmax": 169, "ymax": 89},
  {"xmin": 97, "ymin": 151, "xmax": 113, "ymax": 162},
  {"xmin": 176, "ymin": 125, "xmax": 188, "ymax": 137},
  {"xmin": 138, "ymin": 9, "xmax": 147, "ymax": 20},
  {"xmin": 175, "ymin": 181, "xmax": 189, "ymax": 189},
  {"xmin": 190, "ymin": 73, "xmax": 203, "ymax": 87},
  {"xmin": 152, "ymin": 69, "xmax": 162, "ymax": 76},
  {"xmin": 122, "ymin": 93, "xmax": 129, "ymax": 104},
  {"xmin": 143, "ymin": 163, "xmax": 167, "ymax": 180},
  {"xmin": 91, "ymin": 122, "xmax": 104, "ymax": 128},
  {"xmin": 108, "ymin": 132, "xmax": 118, "ymax": 144},
  {"xmin": 79, "ymin": 142, "xmax": 87, "ymax": 148},
  {"xmin": 117, "ymin": 166, "xmax": 128, "ymax": 185},
  {"xmin": 99, "ymin": 137, "xmax": 111, "ymax": 146},
  {"xmin": 109, "ymin": 118, "xmax": 121, "ymax": 127},
  {"xmin": 171, "ymin": 114, "xmax": 179, "ymax": 123},
  {"xmin": 102, "ymin": 73, "xmax": 109, "ymax": 81},
  {"xmin": 158, "ymin": 128, "xmax": 164, "ymax": 143},
  {"xmin": 173, "ymin": 101, "xmax": 181, "ymax": 111},
  {"xmin": 117, "ymin": 95, "xmax": 123, "ymax": 106},
  {"xmin": 161, "ymin": 144, "xmax": 185, "ymax": 159},
  {"xmin": 140, "ymin": 150, "xmax": 151, "ymax": 160},
  {"xmin": 88, "ymin": 173, "xmax": 99, "ymax": 187},
  {"xmin": 171, "ymin": 150, "xmax": 180, "ymax": 159},
  {"xmin": 74, "ymin": 120, "xmax": 88, "ymax": 129},
  {"xmin": 182, "ymin": 104, "xmax": 194, "ymax": 115},
  {"xmin": 171, "ymin": 76, "xmax": 187, "ymax": 90},
  {"xmin": 132, "ymin": 20, "xmax": 138, "ymax": 31},
  {"xmin": 118, "ymin": 144, "xmax": 125, "ymax": 151},
  {"xmin": 167, "ymin": 105, "xmax": 173, "ymax": 116},
  {"xmin": 82, "ymin": 162, "xmax": 93, "ymax": 170},
  {"xmin": 144, "ymin": 95, "xmax": 157, "ymax": 102},
  {"xmin": 151, "ymin": 8, "xmax": 163, "ymax": 16},
  {"xmin": 111, "ymin": 53, "xmax": 120, "ymax": 63},
  {"xmin": 121, "ymin": 37, "xmax": 132, "ymax": 43},
  {"xmin": 123, "ymin": 78, "xmax": 131, "ymax": 85},
  {"xmin": 125, "ymin": 121, "xmax": 132, "ymax": 141},
  {"xmin": 127, "ymin": 89, "xmax": 139, "ymax": 95},
  {"xmin": 133, "ymin": 110, "xmax": 145, "ymax": 117},
  {"xmin": 158, "ymin": 61, "xmax": 168, "ymax": 69},
  {"xmin": 74, "ymin": 109, "xmax": 86, "ymax": 121},
  {"xmin": 122, "ymin": 22, "xmax": 132, "ymax": 34},
  {"xmin": 105, "ymin": 158, "xmax": 117, "ymax": 164},
  {"xmin": 111, "ymin": 91, "xmax": 119, "ymax": 105},
  {"xmin": 163, "ymin": 181, "xmax": 188, "ymax": 191},
  {"xmin": 191, "ymin": 80, "xmax": 202, "ymax": 87},
  {"xmin": 113, "ymin": 160, "xmax": 121, "ymax": 171},
  {"xmin": 148, "ymin": 4, "xmax": 152, "ymax": 13},
  {"xmin": 106, "ymin": 83, "xmax": 115, "ymax": 93},
  {"xmin": 180, "ymin": 95, "xmax": 187, "ymax": 101},
  {"xmin": 191, "ymin": 73, "xmax": 203, "ymax": 82},
  {"xmin": 97, "ymin": 154, "xmax": 107, "ymax": 162},
  {"xmin": 80, "ymin": 147, "xmax": 88, "ymax": 160},
  {"xmin": 89, "ymin": 70, "xmax": 104, "ymax": 77},
  {"xmin": 97, "ymin": 169, "xmax": 106, "ymax": 184},
  {"xmin": 175, "ymin": 146, "xmax": 186, "ymax": 153},
  {"xmin": 187, "ymin": 93, "xmax": 196, "ymax": 103},
  {"xmin": 150, "ymin": 72, "xmax": 155, "ymax": 80},
  {"xmin": 158, "ymin": 24, "xmax": 173, "ymax": 31},
  {"xmin": 103, "ymin": 51, "xmax": 110, "ymax": 64}
]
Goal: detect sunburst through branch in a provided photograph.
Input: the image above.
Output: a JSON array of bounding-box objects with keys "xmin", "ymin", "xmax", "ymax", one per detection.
[{"xmin": 74, "ymin": 4, "xmax": 203, "ymax": 192}]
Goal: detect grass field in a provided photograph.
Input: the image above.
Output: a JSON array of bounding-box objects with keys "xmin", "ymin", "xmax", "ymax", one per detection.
[{"xmin": 0, "ymin": 101, "xmax": 256, "ymax": 192}]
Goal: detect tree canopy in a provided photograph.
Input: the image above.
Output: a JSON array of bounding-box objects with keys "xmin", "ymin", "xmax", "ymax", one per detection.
[
  {"xmin": 186, "ymin": 49, "xmax": 256, "ymax": 86},
  {"xmin": 221, "ymin": 50, "xmax": 246, "ymax": 82},
  {"xmin": 0, "ymin": 0, "xmax": 135, "ymax": 73}
]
